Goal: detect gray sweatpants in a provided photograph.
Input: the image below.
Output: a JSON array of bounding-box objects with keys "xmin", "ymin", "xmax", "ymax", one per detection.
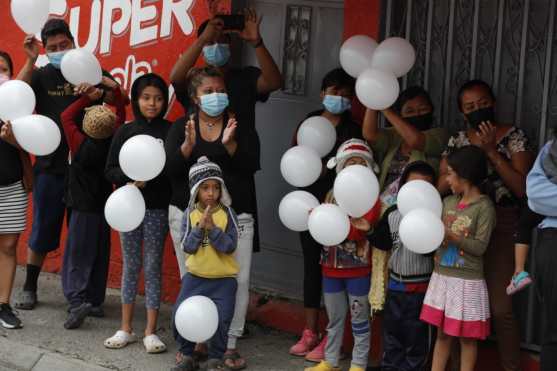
[
  {"xmin": 323, "ymin": 276, "xmax": 371, "ymax": 368},
  {"xmin": 120, "ymin": 209, "xmax": 168, "ymax": 309}
]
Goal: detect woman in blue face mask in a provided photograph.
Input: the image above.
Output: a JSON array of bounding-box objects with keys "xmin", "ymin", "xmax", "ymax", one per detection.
[
  {"xmin": 288, "ymin": 68, "xmax": 364, "ymax": 363},
  {"xmin": 165, "ymin": 66, "xmax": 261, "ymax": 371}
]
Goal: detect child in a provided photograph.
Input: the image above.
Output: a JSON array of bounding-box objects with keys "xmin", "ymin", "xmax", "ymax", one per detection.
[
  {"xmin": 420, "ymin": 146, "xmax": 495, "ymax": 371},
  {"xmin": 306, "ymin": 139, "xmax": 381, "ymax": 371},
  {"xmin": 369, "ymin": 161, "xmax": 437, "ymax": 371},
  {"xmin": 291, "ymin": 68, "xmax": 363, "ymax": 362},
  {"xmin": 59, "ymin": 77, "xmax": 126, "ymax": 329},
  {"xmin": 506, "ymin": 202, "xmax": 543, "ymax": 295},
  {"xmin": 104, "ymin": 73, "xmax": 171, "ymax": 353},
  {"xmin": 172, "ymin": 157, "xmax": 239, "ymax": 371}
]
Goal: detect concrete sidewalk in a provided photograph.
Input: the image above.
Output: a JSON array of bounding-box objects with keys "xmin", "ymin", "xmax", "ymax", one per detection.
[{"xmin": 0, "ymin": 268, "xmax": 343, "ymax": 371}]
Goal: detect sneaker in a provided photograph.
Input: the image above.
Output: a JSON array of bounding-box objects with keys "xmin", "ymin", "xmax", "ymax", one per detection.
[
  {"xmin": 89, "ymin": 306, "xmax": 105, "ymax": 318},
  {"xmin": 64, "ymin": 302, "xmax": 92, "ymax": 329},
  {"xmin": 289, "ymin": 329, "xmax": 319, "ymax": 356},
  {"xmin": 506, "ymin": 271, "xmax": 533, "ymax": 295},
  {"xmin": 0, "ymin": 303, "xmax": 22, "ymax": 329},
  {"xmin": 305, "ymin": 336, "xmax": 326, "ymax": 362},
  {"xmin": 304, "ymin": 360, "xmax": 340, "ymax": 371}
]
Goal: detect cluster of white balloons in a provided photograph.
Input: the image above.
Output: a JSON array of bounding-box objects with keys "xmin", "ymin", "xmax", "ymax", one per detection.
[
  {"xmin": 175, "ymin": 295, "xmax": 219, "ymax": 343},
  {"xmin": 0, "ymin": 80, "xmax": 61, "ymax": 155},
  {"xmin": 340, "ymin": 35, "xmax": 416, "ymax": 110},
  {"xmin": 397, "ymin": 180, "xmax": 445, "ymax": 254},
  {"xmin": 104, "ymin": 135, "xmax": 166, "ymax": 232},
  {"xmin": 279, "ymin": 116, "xmax": 381, "ymax": 246}
]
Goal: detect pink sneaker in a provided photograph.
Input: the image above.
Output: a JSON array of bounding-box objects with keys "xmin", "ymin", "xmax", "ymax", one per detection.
[
  {"xmin": 289, "ymin": 329, "xmax": 319, "ymax": 356},
  {"xmin": 305, "ymin": 336, "xmax": 327, "ymax": 363}
]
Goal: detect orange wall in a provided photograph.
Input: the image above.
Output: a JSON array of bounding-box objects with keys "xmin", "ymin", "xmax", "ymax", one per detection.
[{"xmin": 12, "ymin": 0, "xmax": 381, "ymax": 304}]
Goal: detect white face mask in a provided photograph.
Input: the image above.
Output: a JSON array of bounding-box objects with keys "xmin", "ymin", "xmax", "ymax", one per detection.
[{"xmin": 0, "ymin": 74, "xmax": 9, "ymax": 86}]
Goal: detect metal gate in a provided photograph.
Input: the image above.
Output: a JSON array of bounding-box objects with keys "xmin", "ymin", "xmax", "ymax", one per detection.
[{"xmin": 382, "ymin": 0, "xmax": 556, "ymax": 351}]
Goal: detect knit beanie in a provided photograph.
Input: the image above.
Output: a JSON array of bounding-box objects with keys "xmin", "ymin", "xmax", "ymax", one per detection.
[
  {"xmin": 83, "ymin": 105, "xmax": 117, "ymax": 139},
  {"xmin": 326, "ymin": 138, "xmax": 380, "ymax": 173},
  {"xmin": 188, "ymin": 156, "xmax": 232, "ymax": 209}
]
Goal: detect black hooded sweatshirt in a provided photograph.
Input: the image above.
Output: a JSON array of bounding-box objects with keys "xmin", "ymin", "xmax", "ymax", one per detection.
[{"xmin": 105, "ymin": 74, "xmax": 172, "ymax": 210}]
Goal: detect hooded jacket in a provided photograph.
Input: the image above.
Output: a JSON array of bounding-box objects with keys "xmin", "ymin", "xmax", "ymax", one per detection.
[{"xmin": 105, "ymin": 74, "xmax": 172, "ymax": 209}]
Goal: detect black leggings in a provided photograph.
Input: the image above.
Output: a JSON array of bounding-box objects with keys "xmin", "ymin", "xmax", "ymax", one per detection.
[
  {"xmin": 300, "ymin": 231, "xmax": 322, "ymax": 309},
  {"xmin": 536, "ymin": 228, "xmax": 557, "ymax": 371}
]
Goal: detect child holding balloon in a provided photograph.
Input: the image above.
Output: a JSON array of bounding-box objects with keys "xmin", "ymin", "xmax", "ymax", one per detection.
[
  {"xmin": 420, "ymin": 146, "xmax": 495, "ymax": 371},
  {"xmin": 306, "ymin": 139, "xmax": 381, "ymax": 371},
  {"xmin": 172, "ymin": 157, "xmax": 239, "ymax": 371},
  {"xmin": 104, "ymin": 73, "xmax": 171, "ymax": 353},
  {"xmin": 369, "ymin": 160, "xmax": 437, "ymax": 371},
  {"xmin": 59, "ymin": 77, "xmax": 126, "ymax": 329}
]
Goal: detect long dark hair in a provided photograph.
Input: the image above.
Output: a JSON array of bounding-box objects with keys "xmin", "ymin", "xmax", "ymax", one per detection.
[
  {"xmin": 447, "ymin": 145, "xmax": 488, "ymax": 188},
  {"xmin": 130, "ymin": 73, "xmax": 169, "ymax": 121}
]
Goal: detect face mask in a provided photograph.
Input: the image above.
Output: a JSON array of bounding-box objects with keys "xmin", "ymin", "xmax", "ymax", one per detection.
[
  {"xmin": 406, "ymin": 112, "xmax": 433, "ymax": 131},
  {"xmin": 202, "ymin": 44, "xmax": 231, "ymax": 67},
  {"xmin": 0, "ymin": 74, "xmax": 9, "ymax": 87},
  {"xmin": 322, "ymin": 95, "xmax": 351, "ymax": 115},
  {"xmin": 199, "ymin": 93, "xmax": 229, "ymax": 117},
  {"xmin": 465, "ymin": 107, "xmax": 495, "ymax": 129},
  {"xmin": 47, "ymin": 50, "xmax": 68, "ymax": 69}
]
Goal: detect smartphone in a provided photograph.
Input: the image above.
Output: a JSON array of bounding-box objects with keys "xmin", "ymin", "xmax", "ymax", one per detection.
[{"xmin": 217, "ymin": 15, "xmax": 245, "ymax": 31}]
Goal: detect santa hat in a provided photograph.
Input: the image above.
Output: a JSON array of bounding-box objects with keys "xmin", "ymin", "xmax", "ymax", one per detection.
[
  {"xmin": 188, "ymin": 156, "xmax": 232, "ymax": 209},
  {"xmin": 326, "ymin": 138, "xmax": 380, "ymax": 173}
]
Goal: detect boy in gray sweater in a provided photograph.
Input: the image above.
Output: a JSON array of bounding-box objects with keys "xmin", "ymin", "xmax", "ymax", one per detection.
[{"xmin": 369, "ymin": 161, "xmax": 437, "ymax": 371}]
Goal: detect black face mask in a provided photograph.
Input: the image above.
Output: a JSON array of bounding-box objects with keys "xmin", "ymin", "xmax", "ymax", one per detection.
[
  {"xmin": 465, "ymin": 107, "xmax": 495, "ymax": 129},
  {"xmin": 406, "ymin": 112, "xmax": 433, "ymax": 131}
]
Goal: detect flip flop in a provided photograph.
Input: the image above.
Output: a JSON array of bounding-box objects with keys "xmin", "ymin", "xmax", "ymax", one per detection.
[
  {"xmin": 223, "ymin": 351, "xmax": 247, "ymax": 370},
  {"xmin": 14, "ymin": 290, "xmax": 37, "ymax": 310},
  {"xmin": 506, "ymin": 271, "xmax": 533, "ymax": 295}
]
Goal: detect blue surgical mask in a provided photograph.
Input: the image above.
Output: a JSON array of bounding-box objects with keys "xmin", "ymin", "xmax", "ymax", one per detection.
[
  {"xmin": 47, "ymin": 50, "xmax": 68, "ymax": 69},
  {"xmin": 202, "ymin": 44, "xmax": 231, "ymax": 67},
  {"xmin": 199, "ymin": 93, "xmax": 229, "ymax": 117},
  {"xmin": 323, "ymin": 95, "xmax": 352, "ymax": 115}
]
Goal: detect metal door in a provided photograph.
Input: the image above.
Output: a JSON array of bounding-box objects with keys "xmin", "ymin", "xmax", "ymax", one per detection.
[
  {"xmin": 234, "ymin": 0, "xmax": 345, "ymax": 300},
  {"xmin": 382, "ymin": 0, "xmax": 556, "ymax": 351}
]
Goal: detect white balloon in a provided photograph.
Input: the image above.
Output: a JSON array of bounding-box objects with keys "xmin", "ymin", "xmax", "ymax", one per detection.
[
  {"xmin": 296, "ymin": 116, "xmax": 337, "ymax": 157},
  {"xmin": 356, "ymin": 68, "xmax": 400, "ymax": 110},
  {"xmin": 399, "ymin": 208, "xmax": 445, "ymax": 254},
  {"xmin": 175, "ymin": 295, "xmax": 219, "ymax": 343},
  {"xmin": 0, "ymin": 80, "xmax": 36, "ymax": 121},
  {"xmin": 104, "ymin": 185, "xmax": 146, "ymax": 232},
  {"xmin": 308, "ymin": 204, "xmax": 350, "ymax": 246},
  {"xmin": 371, "ymin": 37, "xmax": 416, "ymax": 78},
  {"xmin": 280, "ymin": 146, "xmax": 322, "ymax": 187},
  {"xmin": 11, "ymin": 0, "xmax": 51, "ymax": 35},
  {"xmin": 61, "ymin": 49, "xmax": 102, "ymax": 86},
  {"xmin": 397, "ymin": 179, "xmax": 443, "ymax": 217},
  {"xmin": 11, "ymin": 115, "xmax": 60, "ymax": 156},
  {"xmin": 334, "ymin": 164, "xmax": 379, "ymax": 217},
  {"xmin": 119, "ymin": 135, "xmax": 166, "ymax": 182},
  {"xmin": 279, "ymin": 191, "xmax": 320, "ymax": 232},
  {"xmin": 340, "ymin": 35, "xmax": 378, "ymax": 78}
]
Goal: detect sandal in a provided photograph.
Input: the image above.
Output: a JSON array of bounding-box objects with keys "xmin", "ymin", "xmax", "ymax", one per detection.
[
  {"xmin": 206, "ymin": 358, "xmax": 226, "ymax": 371},
  {"xmin": 104, "ymin": 330, "xmax": 137, "ymax": 349},
  {"xmin": 171, "ymin": 354, "xmax": 197, "ymax": 371},
  {"xmin": 506, "ymin": 271, "xmax": 533, "ymax": 295},
  {"xmin": 143, "ymin": 334, "xmax": 167, "ymax": 354},
  {"xmin": 14, "ymin": 290, "xmax": 37, "ymax": 310},
  {"xmin": 223, "ymin": 351, "xmax": 247, "ymax": 370}
]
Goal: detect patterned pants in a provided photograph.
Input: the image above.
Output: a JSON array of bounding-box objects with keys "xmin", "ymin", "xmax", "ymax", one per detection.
[{"xmin": 119, "ymin": 209, "xmax": 168, "ymax": 309}]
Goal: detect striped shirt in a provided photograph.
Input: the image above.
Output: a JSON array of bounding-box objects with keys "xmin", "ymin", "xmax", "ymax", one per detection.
[{"xmin": 369, "ymin": 205, "xmax": 434, "ymax": 283}]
